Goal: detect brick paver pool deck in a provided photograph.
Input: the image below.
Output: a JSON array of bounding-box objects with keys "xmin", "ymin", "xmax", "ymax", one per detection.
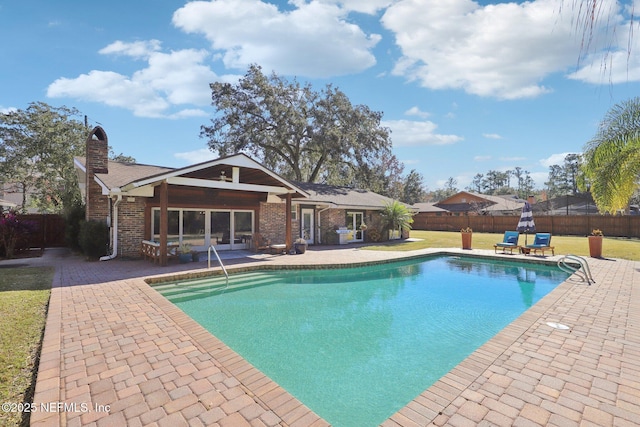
[{"xmin": 19, "ymin": 245, "xmax": 640, "ymax": 426}]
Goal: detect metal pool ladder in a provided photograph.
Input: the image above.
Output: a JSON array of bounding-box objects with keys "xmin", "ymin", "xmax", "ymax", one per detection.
[
  {"xmin": 208, "ymin": 245, "xmax": 229, "ymax": 289},
  {"xmin": 557, "ymin": 254, "xmax": 595, "ymax": 285}
]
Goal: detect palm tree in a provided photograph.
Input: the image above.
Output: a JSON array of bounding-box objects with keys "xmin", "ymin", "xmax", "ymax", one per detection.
[
  {"xmin": 582, "ymin": 97, "xmax": 640, "ymax": 214},
  {"xmin": 380, "ymin": 201, "xmax": 414, "ymax": 238}
]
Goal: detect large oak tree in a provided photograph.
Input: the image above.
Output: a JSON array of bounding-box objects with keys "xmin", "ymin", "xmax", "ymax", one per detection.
[{"xmin": 201, "ymin": 65, "xmax": 396, "ymax": 190}]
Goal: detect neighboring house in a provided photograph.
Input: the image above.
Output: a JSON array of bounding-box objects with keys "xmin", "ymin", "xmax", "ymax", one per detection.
[
  {"xmin": 435, "ymin": 191, "xmax": 525, "ymax": 215},
  {"xmin": 75, "ymin": 126, "xmax": 404, "ymax": 264},
  {"xmin": 412, "ymin": 202, "xmax": 450, "ymax": 216},
  {"xmin": 411, "ymin": 202, "xmax": 450, "ymax": 230},
  {"xmin": 0, "ymin": 197, "xmax": 17, "ymax": 212},
  {"xmin": 0, "ymin": 182, "xmax": 39, "ymax": 213}
]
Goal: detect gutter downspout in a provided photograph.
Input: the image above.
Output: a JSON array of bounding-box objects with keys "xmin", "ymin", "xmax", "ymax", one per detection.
[{"xmin": 100, "ymin": 194, "xmax": 122, "ymax": 261}]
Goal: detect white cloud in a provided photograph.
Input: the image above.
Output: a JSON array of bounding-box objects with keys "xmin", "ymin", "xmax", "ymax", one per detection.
[
  {"xmin": 172, "ymin": 0, "xmax": 380, "ymax": 77},
  {"xmin": 47, "ymin": 43, "xmax": 227, "ymax": 118},
  {"xmin": 474, "ymin": 155, "xmax": 492, "ymax": 161},
  {"xmin": 174, "ymin": 148, "xmax": 218, "ymax": 164},
  {"xmin": 381, "ymin": 0, "xmax": 614, "ymax": 99},
  {"xmin": 99, "ymin": 40, "xmax": 162, "ymax": 59},
  {"xmin": 539, "ymin": 152, "xmax": 576, "ymax": 167},
  {"xmin": 404, "ymin": 106, "xmax": 430, "ymax": 119},
  {"xmin": 483, "ymin": 133, "xmax": 502, "ymax": 140},
  {"xmin": 382, "ymin": 119, "xmax": 463, "ymax": 147}
]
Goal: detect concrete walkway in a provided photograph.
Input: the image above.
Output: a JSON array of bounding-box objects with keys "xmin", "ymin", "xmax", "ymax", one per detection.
[{"xmin": 17, "ymin": 246, "xmax": 640, "ymax": 426}]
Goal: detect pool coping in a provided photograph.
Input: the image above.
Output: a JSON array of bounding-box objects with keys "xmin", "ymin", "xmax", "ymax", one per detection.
[{"xmin": 28, "ymin": 247, "xmax": 640, "ymax": 426}]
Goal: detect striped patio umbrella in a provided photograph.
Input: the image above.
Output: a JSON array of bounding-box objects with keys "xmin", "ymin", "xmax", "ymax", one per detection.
[{"xmin": 517, "ymin": 201, "xmax": 536, "ymax": 245}]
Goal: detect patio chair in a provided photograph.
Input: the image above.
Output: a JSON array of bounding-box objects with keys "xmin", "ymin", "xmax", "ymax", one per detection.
[
  {"xmin": 525, "ymin": 233, "xmax": 554, "ymax": 256},
  {"xmin": 494, "ymin": 231, "xmax": 520, "ymax": 254},
  {"xmin": 252, "ymin": 233, "xmax": 271, "ymax": 252}
]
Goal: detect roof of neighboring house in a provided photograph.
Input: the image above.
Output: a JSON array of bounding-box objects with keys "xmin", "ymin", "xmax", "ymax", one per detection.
[
  {"xmin": 436, "ymin": 191, "xmax": 524, "ymax": 213},
  {"xmin": 413, "ymin": 202, "xmax": 448, "ymax": 213},
  {"xmin": 0, "ymin": 198, "xmax": 17, "ymax": 208},
  {"xmin": 293, "ymin": 181, "xmax": 412, "ymax": 210}
]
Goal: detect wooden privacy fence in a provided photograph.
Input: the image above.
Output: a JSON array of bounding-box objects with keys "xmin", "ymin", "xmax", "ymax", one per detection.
[
  {"xmin": 413, "ymin": 214, "xmax": 640, "ymax": 238},
  {"xmin": 18, "ymin": 214, "xmax": 66, "ymax": 249}
]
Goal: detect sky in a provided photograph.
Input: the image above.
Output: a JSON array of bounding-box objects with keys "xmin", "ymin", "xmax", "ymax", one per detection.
[{"xmin": 2, "ymin": 0, "xmax": 640, "ymax": 191}]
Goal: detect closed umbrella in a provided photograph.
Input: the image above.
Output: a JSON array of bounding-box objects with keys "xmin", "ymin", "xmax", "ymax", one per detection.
[{"xmin": 517, "ymin": 201, "xmax": 536, "ymax": 245}]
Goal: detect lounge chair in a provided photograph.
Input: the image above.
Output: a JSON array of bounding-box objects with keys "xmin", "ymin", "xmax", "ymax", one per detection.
[
  {"xmin": 525, "ymin": 233, "xmax": 554, "ymax": 256},
  {"xmin": 494, "ymin": 231, "xmax": 519, "ymax": 254}
]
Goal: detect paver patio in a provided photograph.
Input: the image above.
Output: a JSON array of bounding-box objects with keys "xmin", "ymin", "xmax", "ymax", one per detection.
[{"xmin": 15, "ymin": 245, "xmax": 640, "ymax": 426}]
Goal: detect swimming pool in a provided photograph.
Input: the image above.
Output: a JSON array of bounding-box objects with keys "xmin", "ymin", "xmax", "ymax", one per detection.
[{"xmin": 154, "ymin": 255, "xmax": 569, "ymax": 426}]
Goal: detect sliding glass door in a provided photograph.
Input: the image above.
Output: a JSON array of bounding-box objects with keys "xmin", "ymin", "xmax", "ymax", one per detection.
[{"xmin": 152, "ymin": 209, "xmax": 254, "ymax": 251}]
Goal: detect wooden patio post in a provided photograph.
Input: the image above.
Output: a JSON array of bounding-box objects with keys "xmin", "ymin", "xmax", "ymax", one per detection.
[
  {"xmin": 160, "ymin": 180, "xmax": 168, "ymax": 266},
  {"xmin": 285, "ymin": 192, "xmax": 292, "ymax": 251}
]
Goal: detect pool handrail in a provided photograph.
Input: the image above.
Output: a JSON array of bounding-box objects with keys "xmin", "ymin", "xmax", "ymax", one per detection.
[
  {"xmin": 557, "ymin": 254, "xmax": 594, "ymax": 285},
  {"xmin": 208, "ymin": 245, "xmax": 229, "ymax": 288}
]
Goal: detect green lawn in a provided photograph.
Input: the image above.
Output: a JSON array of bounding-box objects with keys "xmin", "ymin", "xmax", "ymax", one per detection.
[
  {"xmin": 365, "ymin": 230, "xmax": 640, "ymax": 261},
  {"xmin": 0, "ymin": 266, "xmax": 54, "ymax": 427}
]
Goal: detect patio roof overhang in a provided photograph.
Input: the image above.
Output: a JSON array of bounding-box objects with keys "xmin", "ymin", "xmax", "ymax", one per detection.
[{"xmin": 118, "ymin": 153, "xmax": 309, "ymax": 199}]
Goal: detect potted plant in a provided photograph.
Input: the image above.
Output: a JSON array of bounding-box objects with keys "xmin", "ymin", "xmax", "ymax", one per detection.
[
  {"xmin": 588, "ymin": 229, "xmax": 603, "ymax": 258},
  {"xmin": 461, "ymin": 227, "xmax": 473, "ymax": 249},
  {"xmin": 294, "ymin": 238, "xmax": 308, "ymax": 254},
  {"xmin": 191, "ymin": 250, "xmax": 200, "ymax": 262},
  {"xmin": 178, "ymin": 243, "xmax": 192, "ymax": 263}
]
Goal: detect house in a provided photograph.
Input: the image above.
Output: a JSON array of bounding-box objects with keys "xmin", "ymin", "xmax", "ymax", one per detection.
[
  {"xmin": 435, "ymin": 191, "xmax": 525, "ymax": 215},
  {"xmin": 0, "ymin": 197, "xmax": 17, "ymax": 212},
  {"xmin": 0, "ymin": 183, "xmax": 38, "ymax": 213},
  {"xmin": 292, "ymin": 182, "xmax": 413, "ymax": 244},
  {"xmin": 75, "ymin": 126, "xmax": 404, "ymax": 264}
]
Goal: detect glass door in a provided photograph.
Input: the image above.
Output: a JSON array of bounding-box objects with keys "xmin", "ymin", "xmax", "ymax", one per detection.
[
  {"xmin": 346, "ymin": 211, "xmax": 364, "ymax": 242},
  {"xmin": 182, "ymin": 210, "xmax": 205, "ymax": 249},
  {"xmin": 301, "ymin": 208, "xmax": 314, "ymax": 244},
  {"xmin": 233, "ymin": 211, "xmax": 253, "ymax": 249},
  {"xmin": 211, "ymin": 211, "xmax": 232, "ymax": 249}
]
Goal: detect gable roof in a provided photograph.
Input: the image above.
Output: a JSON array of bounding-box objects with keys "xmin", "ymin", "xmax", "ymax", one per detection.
[{"xmin": 75, "ymin": 153, "xmax": 309, "ymax": 198}]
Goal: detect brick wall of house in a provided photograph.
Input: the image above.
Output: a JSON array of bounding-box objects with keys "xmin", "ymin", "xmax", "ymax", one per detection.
[
  {"xmin": 291, "ymin": 205, "xmax": 300, "ymax": 242},
  {"xmin": 319, "ymin": 209, "xmax": 345, "ymax": 244},
  {"xmin": 117, "ymin": 197, "xmax": 146, "ymax": 258},
  {"xmin": 259, "ymin": 201, "xmax": 287, "ymax": 244}
]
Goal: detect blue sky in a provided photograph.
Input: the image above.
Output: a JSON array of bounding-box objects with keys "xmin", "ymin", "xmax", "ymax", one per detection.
[{"xmin": 2, "ymin": 0, "xmax": 639, "ymax": 190}]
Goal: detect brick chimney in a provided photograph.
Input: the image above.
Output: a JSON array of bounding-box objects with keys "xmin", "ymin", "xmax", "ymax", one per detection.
[{"xmin": 85, "ymin": 126, "xmax": 110, "ymax": 221}]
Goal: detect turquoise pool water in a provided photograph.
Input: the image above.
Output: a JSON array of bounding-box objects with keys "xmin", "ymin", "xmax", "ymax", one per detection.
[{"xmin": 154, "ymin": 255, "xmax": 569, "ymax": 427}]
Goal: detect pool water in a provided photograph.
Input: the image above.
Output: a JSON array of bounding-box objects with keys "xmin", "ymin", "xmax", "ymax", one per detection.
[{"xmin": 154, "ymin": 256, "xmax": 569, "ymax": 427}]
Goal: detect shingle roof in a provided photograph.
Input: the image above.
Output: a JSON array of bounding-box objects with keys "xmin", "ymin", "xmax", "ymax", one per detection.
[
  {"xmin": 292, "ymin": 181, "xmax": 406, "ymax": 210},
  {"xmin": 75, "ymin": 157, "xmax": 174, "ymax": 189},
  {"xmin": 413, "ymin": 202, "xmax": 448, "ymax": 213}
]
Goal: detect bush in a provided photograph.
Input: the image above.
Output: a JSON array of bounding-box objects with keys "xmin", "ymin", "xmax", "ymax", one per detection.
[
  {"xmin": 0, "ymin": 210, "xmax": 37, "ymax": 259},
  {"xmin": 78, "ymin": 220, "xmax": 109, "ymax": 259},
  {"xmin": 64, "ymin": 202, "xmax": 85, "ymax": 251}
]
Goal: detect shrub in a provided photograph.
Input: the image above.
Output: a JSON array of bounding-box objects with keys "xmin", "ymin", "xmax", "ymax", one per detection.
[
  {"xmin": 78, "ymin": 220, "xmax": 109, "ymax": 259},
  {"xmin": 0, "ymin": 210, "xmax": 37, "ymax": 259},
  {"xmin": 365, "ymin": 228, "xmax": 381, "ymax": 242},
  {"xmin": 64, "ymin": 202, "xmax": 85, "ymax": 251}
]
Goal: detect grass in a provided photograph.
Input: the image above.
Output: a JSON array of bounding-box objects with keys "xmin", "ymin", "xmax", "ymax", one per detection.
[
  {"xmin": 0, "ymin": 266, "xmax": 54, "ymax": 427},
  {"xmin": 365, "ymin": 230, "xmax": 640, "ymax": 261}
]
